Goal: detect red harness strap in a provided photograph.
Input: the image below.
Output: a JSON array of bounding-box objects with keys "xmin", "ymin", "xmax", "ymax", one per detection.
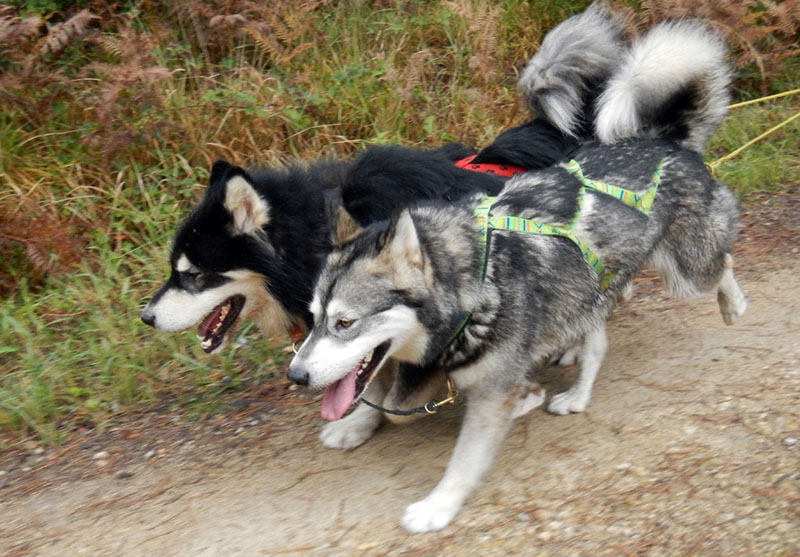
[{"xmin": 454, "ymin": 155, "xmax": 526, "ymax": 177}]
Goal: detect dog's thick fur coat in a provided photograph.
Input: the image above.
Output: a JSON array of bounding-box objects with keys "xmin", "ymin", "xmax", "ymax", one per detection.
[{"xmin": 288, "ymin": 13, "xmax": 746, "ymax": 533}]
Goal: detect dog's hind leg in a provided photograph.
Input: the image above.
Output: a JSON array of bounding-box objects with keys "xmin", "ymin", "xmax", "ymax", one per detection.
[
  {"xmin": 548, "ymin": 325, "xmax": 607, "ymax": 415},
  {"xmin": 619, "ymin": 280, "xmax": 634, "ymax": 304},
  {"xmin": 717, "ymin": 254, "xmax": 747, "ymax": 325},
  {"xmin": 554, "ymin": 343, "xmax": 581, "ymax": 366},
  {"xmin": 651, "ymin": 242, "xmax": 747, "ymax": 326},
  {"xmin": 401, "ymin": 384, "xmax": 519, "ymax": 533},
  {"xmin": 511, "ymin": 383, "xmax": 546, "ymax": 419},
  {"xmin": 551, "ymin": 283, "xmax": 632, "ymax": 369},
  {"xmin": 319, "ymin": 364, "xmax": 391, "ymax": 450}
]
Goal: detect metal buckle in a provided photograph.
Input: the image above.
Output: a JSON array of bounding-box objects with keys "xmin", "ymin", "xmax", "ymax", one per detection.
[{"xmin": 423, "ymin": 377, "xmax": 459, "ymax": 414}]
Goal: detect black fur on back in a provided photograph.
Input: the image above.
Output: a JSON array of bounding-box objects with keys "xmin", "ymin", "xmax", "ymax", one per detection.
[
  {"xmin": 341, "ymin": 145, "xmax": 506, "ymax": 224},
  {"xmin": 176, "ymin": 125, "xmax": 570, "ymax": 329},
  {"xmin": 470, "ymin": 118, "xmax": 583, "ymax": 168}
]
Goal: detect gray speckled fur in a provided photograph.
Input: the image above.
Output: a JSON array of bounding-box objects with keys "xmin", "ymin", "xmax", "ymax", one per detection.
[
  {"xmin": 290, "ymin": 140, "xmax": 746, "ymax": 532},
  {"xmin": 291, "ymin": 138, "xmax": 746, "ymax": 533},
  {"xmin": 315, "ymin": 139, "xmax": 740, "ymax": 381},
  {"xmin": 519, "ymin": 2, "xmax": 626, "ymax": 137},
  {"xmin": 289, "ymin": 4, "xmax": 745, "ymax": 534}
]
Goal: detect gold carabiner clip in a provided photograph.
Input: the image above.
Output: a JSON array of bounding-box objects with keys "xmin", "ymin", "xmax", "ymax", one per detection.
[{"xmin": 423, "ymin": 376, "xmax": 459, "ymax": 414}]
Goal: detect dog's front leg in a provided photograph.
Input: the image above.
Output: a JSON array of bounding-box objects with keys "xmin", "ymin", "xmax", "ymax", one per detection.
[
  {"xmin": 401, "ymin": 387, "xmax": 517, "ymax": 533},
  {"xmin": 319, "ymin": 361, "xmax": 393, "ymax": 450}
]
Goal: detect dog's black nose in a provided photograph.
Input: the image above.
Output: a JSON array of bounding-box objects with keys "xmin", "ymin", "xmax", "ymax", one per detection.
[
  {"xmin": 287, "ymin": 367, "xmax": 309, "ymax": 386},
  {"xmin": 141, "ymin": 308, "xmax": 156, "ymax": 327}
]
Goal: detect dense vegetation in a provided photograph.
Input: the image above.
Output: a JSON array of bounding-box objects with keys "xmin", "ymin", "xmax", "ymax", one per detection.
[{"xmin": 1, "ymin": 0, "xmax": 798, "ymax": 444}]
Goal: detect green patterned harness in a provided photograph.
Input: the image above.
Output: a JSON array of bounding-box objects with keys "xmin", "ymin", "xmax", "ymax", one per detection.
[{"xmin": 474, "ymin": 159, "xmax": 663, "ymax": 291}]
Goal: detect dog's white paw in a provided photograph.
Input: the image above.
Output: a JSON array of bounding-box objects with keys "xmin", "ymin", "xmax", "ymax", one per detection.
[
  {"xmin": 718, "ymin": 288, "xmax": 747, "ymax": 326},
  {"xmin": 401, "ymin": 496, "xmax": 460, "ymax": 533},
  {"xmin": 548, "ymin": 390, "xmax": 590, "ymax": 415},
  {"xmin": 319, "ymin": 410, "xmax": 381, "ymax": 450},
  {"xmin": 717, "ymin": 258, "xmax": 746, "ymax": 326}
]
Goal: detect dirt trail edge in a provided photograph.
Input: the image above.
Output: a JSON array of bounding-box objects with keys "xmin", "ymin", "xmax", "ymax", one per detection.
[{"xmin": 2, "ymin": 200, "xmax": 799, "ymax": 556}]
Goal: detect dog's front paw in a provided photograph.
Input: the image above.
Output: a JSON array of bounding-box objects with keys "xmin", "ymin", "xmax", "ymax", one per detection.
[
  {"xmin": 548, "ymin": 390, "xmax": 590, "ymax": 415},
  {"xmin": 401, "ymin": 496, "xmax": 460, "ymax": 533},
  {"xmin": 319, "ymin": 409, "xmax": 382, "ymax": 450}
]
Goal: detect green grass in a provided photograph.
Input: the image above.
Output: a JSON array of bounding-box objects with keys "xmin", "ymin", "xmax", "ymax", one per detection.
[
  {"xmin": 0, "ymin": 0, "xmax": 798, "ymax": 445},
  {"xmin": 707, "ymin": 99, "xmax": 800, "ymax": 196},
  {"xmin": 0, "ymin": 222, "xmax": 289, "ymax": 444}
]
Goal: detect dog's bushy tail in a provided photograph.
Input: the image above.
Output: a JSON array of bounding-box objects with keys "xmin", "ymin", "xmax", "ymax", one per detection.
[
  {"xmin": 518, "ymin": 2, "xmax": 626, "ymax": 139},
  {"xmin": 594, "ymin": 20, "xmax": 731, "ymax": 152}
]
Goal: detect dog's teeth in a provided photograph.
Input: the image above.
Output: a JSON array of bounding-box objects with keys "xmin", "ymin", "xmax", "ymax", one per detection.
[
  {"xmin": 202, "ymin": 339, "xmax": 212, "ymax": 349},
  {"xmin": 357, "ymin": 350, "xmax": 375, "ymax": 376}
]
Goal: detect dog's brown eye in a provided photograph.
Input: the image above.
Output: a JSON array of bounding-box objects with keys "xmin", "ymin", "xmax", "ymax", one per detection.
[{"xmin": 337, "ymin": 318, "xmax": 355, "ymax": 329}]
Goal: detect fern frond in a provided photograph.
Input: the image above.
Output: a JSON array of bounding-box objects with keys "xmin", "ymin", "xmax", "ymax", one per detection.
[
  {"xmin": 0, "ymin": 14, "xmax": 44, "ymax": 46},
  {"xmin": 41, "ymin": 9, "xmax": 99, "ymax": 55},
  {"xmin": 242, "ymin": 24, "xmax": 282, "ymax": 60},
  {"xmin": 279, "ymin": 42, "xmax": 314, "ymax": 64}
]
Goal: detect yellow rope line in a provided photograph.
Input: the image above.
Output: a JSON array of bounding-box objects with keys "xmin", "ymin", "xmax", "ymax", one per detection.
[
  {"xmin": 708, "ymin": 109, "xmax": 800, "ymax": 171},
  {"xmin": 705, "ymin": 88, "xmax": 800, "ymax": 173},
  {"xmin": 727, "ymin": 88, "xmax": 800, "ymax": 109}
]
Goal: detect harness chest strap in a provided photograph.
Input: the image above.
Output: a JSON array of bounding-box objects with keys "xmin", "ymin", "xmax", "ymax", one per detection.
[
  {"xmin": 475, "ymin": 159, "xmax": 663, "ymax": 291},
  {"xmin": 340, "ymin": 160, "xmax": 662, "ymax": 417},
  {"xmin": 444, "ymin": 159, "xmax": 662, "ymax": 353},
  {"xmin": 564, "ymin": 159, "xmax": 662, "ymax": 214}
]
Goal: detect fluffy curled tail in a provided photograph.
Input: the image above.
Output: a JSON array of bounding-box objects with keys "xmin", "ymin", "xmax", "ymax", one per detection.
[
  {"xmin": 594, "ymin": 20, "xmax": 732, "ymax": 152},
  {"xmin": 518, "ymin": 2, "xmax": 626, "ymax": 139}
]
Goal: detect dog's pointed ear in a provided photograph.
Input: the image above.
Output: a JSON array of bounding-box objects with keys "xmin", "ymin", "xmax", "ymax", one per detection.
[
  {"xmin": 210, "ymin": 159, "xmax": 234, "ymax": 185},
  {"xmin": 221, "ymin": 167, "xmax": 270, "ymax": 236},
  {"xmin": 328, "ymin": 198, "xmax": 363, "ymax": 247},
  {"xmin": 386, "ymin": 210, "xmax": 422, "ymax": 267},
  {"xmin": 380, "ymin": 209, "xmax": 434, "ymax": 290}
]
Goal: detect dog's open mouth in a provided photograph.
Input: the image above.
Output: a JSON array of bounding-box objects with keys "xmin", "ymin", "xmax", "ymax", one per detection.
[
  {"xmin": 197, "ymin": 295, "xmax": 246, "ymax": 353},
  {"xmin": 320, "ymin": 341, "xmax": 391, "ymax": 421}
]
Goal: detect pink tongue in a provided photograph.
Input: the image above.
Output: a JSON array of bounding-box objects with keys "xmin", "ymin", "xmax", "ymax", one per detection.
[{"xmin": 321, "ymin": 368, "xmax": 358, "ymax": 421}]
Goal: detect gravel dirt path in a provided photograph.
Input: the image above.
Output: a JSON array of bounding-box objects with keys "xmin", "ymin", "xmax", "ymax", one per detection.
[{"xmin": 1, "ymin": 195, "xmax": 798, "ymax": 556}]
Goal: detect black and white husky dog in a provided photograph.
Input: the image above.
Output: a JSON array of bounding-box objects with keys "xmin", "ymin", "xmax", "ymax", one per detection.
[
  {"xmin": 287, "ymin": 19, "xmax": 746, "ymax": 533},
  {"xmin": 140, "ymin": 4, "xmax": 626, "ymax": 351}
]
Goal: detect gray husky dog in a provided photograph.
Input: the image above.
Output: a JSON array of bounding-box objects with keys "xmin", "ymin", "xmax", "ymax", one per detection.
[{"xmin": 288, "ymin": 17, "xmax": 746, "ymax": 533}]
